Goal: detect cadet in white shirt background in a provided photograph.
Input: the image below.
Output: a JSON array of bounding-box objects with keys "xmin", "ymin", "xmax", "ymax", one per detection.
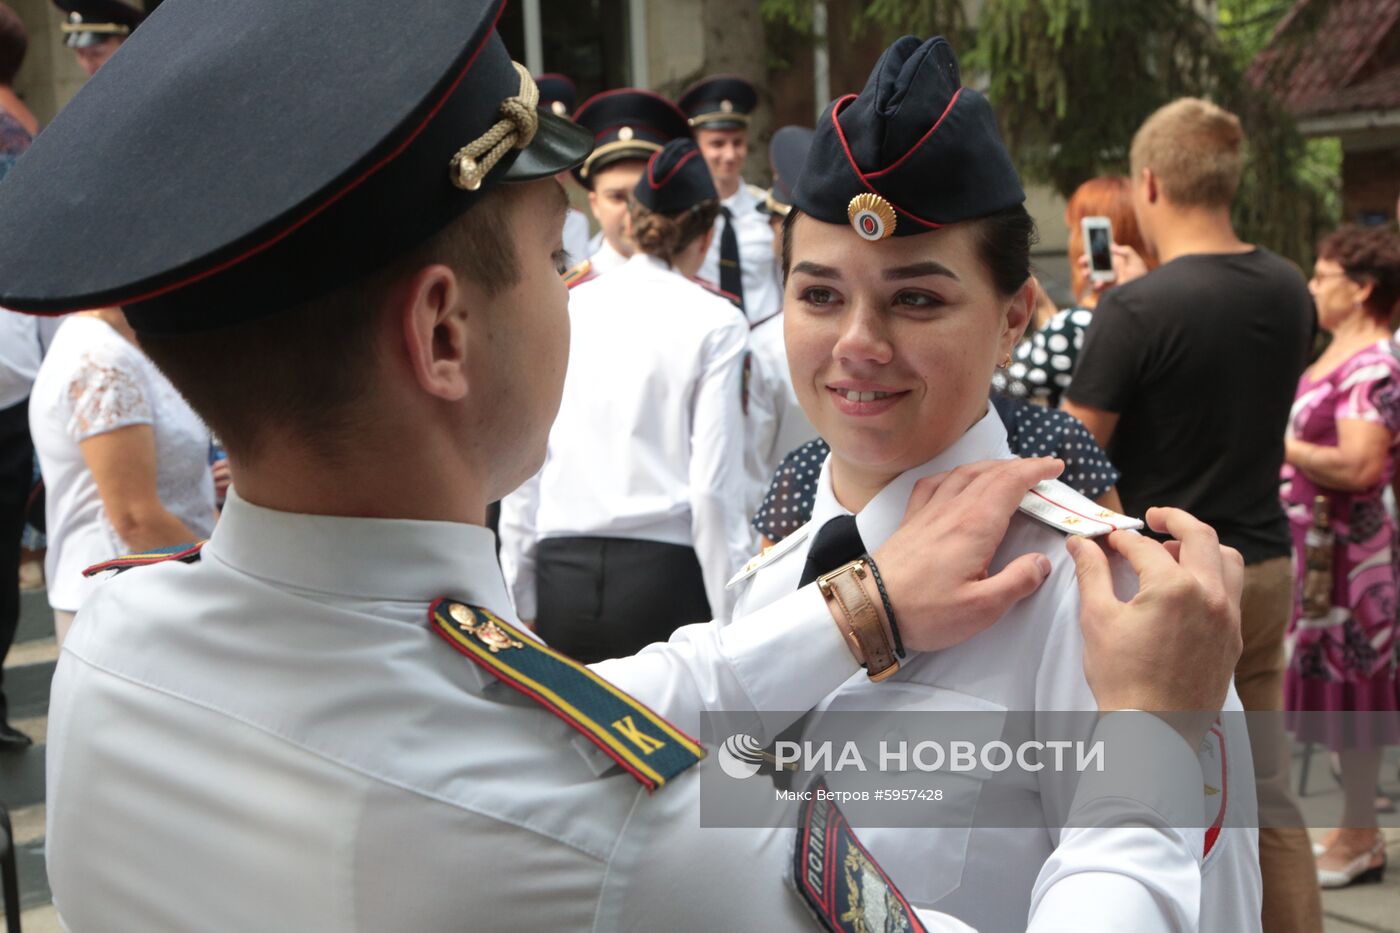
[
  {"xmin": 724, "ymin": 35, "xmax": 1262, "ymax": 933},
  {"xmin": 746, "ymin": 124, "xmax": 818, "ymax": 514},
  {"xmin": 570, "ymin": 88, "xmax": 691, "ymax": 276},
  {"xmin": 500, "ymin": 138, "xmax": 754, "ymax": 659},
  {"xmin": 533, "ymin": 73, "xmax": 592, "ymax": 266},
  {"xmin": 682, "ymin": 75, "xmax": 785, "ymax": 324},
  {"xmin": 0, "ymin": 0, "xmax": 1253, "ymax": 928}
]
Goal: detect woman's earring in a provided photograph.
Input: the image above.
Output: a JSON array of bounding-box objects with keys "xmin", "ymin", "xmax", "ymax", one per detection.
[{"xmin": 998, "ymin": 353, "xmax": 1012, "ymax": 368}]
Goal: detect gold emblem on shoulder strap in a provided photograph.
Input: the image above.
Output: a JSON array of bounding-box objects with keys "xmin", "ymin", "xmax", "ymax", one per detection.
[{"xmin": 448, "ymin": 603, "xmax": 523, "ymax": 653}]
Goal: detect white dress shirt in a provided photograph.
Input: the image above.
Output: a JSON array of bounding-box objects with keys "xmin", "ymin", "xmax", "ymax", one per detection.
[
  {"xmin": 500, "ymin": 254, "xmax": 757, "ymax": 620},
  {"xmin": 586, "ymin": 231, "xmax": 628, "ymax": 273},
  {"xmin": 562, "ymin": 207, "xmax": 591, "ymax": 267},
  {"xmin": 728, "ymin": 409, "xmax": 1263, "ymax": 933},
  {"xmin": 47, "ymin": 489, "xmax": 1219, "ymax": 932},
  {"xmin": 698, "ymin": 182, "xmax": 783, "ymax": 324},
  {"xmin": 743, "ymin": 310, "xmax": 816, "ymax": 513}
]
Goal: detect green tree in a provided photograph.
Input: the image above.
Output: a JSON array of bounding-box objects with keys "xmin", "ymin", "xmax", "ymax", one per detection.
[{"xmin": 764, "ymin": 0, "xmax": 1340, "ymax": 264}]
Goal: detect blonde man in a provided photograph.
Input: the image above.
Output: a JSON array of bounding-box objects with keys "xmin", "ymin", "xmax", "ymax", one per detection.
[{"xmin": 1064, "ymin": 97, "xmax": 1321, "ymax": 933}]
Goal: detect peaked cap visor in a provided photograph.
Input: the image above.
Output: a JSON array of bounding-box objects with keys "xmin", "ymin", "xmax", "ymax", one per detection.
[
  {"xmin": 0, "ymin": 0, "xmax": 589, "ymax": 333},
  {"xmin": 791, "ymin": 36, "xmax": 1024, "ymax": 236}
]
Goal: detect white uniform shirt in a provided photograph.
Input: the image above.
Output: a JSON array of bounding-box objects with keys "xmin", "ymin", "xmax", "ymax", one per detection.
[
  {"xmin": 500, "ymin": 254, "xmax": 757, "ymax": 619},
  {"xmin": 698, "ymin": 182, "xmax": 783, "ymax": 324},
  {"xmin": 562, "ymin": 207, "xmax": 592, "ymax": 267},
  {"xmin": 47, "ymin": 489, "xmax": 1215, "ymax": 932},
  {"xmin": 586, "ymin": 231, "xmax": 628, "ymax": 273},
  {"xmin": 0, "ymin": 308, "xmax": 44, "ymax": 410},
  {"xmin": 744, "ymin": 310, "xmax": 816, "ymax": 513},
  {"xmin": 28, "ymin": 317, "xmax": 215, "ymax": 611},
  {"xmin": 728, "ymin": 410, "xmax": 1263, "ymax": 933}
]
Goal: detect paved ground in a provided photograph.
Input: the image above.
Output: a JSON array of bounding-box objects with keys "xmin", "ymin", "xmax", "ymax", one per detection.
[{"xmin": 1, "ymin": 582, "xmax": 1396, "ymax": 930}]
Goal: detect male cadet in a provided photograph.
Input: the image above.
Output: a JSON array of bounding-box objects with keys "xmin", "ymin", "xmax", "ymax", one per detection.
[
  {"xmin": 51, "ymin": 0, "xmax": 143, "ymax": 76},
  {"xmin": 0, "ymin": 1, "xmax": 1245, "ymax": 929},
  {"xmin": 746, "ymin": 124, "xmax": 817, "ymax": 512},
  {"xmin": 571, "ymin": 88, "xmax": 690, "ymax": 276},
  {"xmin": 681, "ymin": 75, "xmax": 783, "ymax": 323},
  {"xmin": 535, "ymin": 72, "xmax": 592, "ymax": 265}
]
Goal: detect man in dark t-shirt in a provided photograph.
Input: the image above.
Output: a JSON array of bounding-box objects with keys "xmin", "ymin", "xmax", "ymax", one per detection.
[{"xmin": 1064, "ymin": 98, "xmax": 1319, "ymax": 933}]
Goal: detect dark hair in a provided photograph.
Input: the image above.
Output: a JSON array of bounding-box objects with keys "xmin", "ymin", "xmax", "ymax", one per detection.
[
  {"xmin": 628, "ymin": 197, "xmax": 721, "ymax": 263},
  {"xmin": 1318, "ymin": 224, "xmax": 1400, "ymax": 322},
  {"xmin": 780, "ymin": 204, "xmax": 1038, "ymax": 296},
  {"xmin": 0, "ymin": 4, "xmax": 27, "ymax": 86},
  {"xmin": 140, "ymin": 186, "xmax": 522, "ymax": 460}
]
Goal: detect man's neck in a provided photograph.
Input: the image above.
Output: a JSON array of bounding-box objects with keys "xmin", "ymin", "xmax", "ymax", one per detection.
[
  {"xmin": 715, "ymin": 176, "xmax": 741, "ymax": 200},
  {"xmin": 1149, "ymin": 206, "xmax": 1250, "ymax": 264},
  {"xmin": 605, "ymin": 234, "xmax": 633, "ymax": 259},
  {"xmin": 229, "ymin": 435, "xmax": 488, "ymax": 527}
]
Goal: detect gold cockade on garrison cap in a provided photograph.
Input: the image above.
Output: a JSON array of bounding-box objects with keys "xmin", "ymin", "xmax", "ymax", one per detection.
[{"xmin": 847, "ymin": 192, "xmax": 897, "ymax": 241}]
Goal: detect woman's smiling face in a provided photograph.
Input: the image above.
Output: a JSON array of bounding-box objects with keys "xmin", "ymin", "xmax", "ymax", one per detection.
[{"xmin": 784, "ymin": 214, "xmax": 1032, "ymax": 485}]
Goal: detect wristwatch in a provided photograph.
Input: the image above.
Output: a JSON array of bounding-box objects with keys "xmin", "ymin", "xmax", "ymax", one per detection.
[{"xmin": 816, "ymin": 559, "xmax": 900, "ymax": 682}]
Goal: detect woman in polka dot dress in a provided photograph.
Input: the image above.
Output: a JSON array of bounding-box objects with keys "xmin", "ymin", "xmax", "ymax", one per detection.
[
  {"xmin": 996, "ymin": 177, "xmax": 1155, "ymax": 407},
  {"xmin": 753, "ymin": 393, "xmax": 1122, "ymax": 543}
]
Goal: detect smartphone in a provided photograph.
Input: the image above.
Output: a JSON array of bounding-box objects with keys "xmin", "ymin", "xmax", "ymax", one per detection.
[{"xmin": 1081, "ymin": 216, "xmax": 1116, "ymax": 284}]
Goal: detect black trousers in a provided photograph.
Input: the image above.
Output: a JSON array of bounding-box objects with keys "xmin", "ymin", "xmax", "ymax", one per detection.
[
  {"xmin": 0, "ymin": 399, "xmax": 33, "ymax": 725},
  {"xmin": 535, "ymin": 536, "xmax": 712, "ymax": 664}
]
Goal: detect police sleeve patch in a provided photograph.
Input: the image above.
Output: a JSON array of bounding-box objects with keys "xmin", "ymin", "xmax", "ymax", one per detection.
[
  {"xmin": 83, "ymin": 541, "xmax": 205, "ymax": 577},
  {"xmin": 791, "ymin": 777, "xmax": 927, "ymax": 932},
  {"xmin": 428, "ymin": 599, "xmax": 704, "ymax": 792}
]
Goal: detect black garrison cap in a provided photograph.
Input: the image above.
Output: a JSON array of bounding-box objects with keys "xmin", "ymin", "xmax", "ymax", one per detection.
[
  {"xmin": 678, "ymin": 75, "xmax": 757, "ymax": 131},
  {"xmin": 633, "ymin": 139, "xmax": 717, "ymax": 215},
  {"xmin": 572, "ymin": 89, "xmax": 691, "ymax": 187},
  {"xmin": 758, "ymin": 125, "xmax": 813, "ymax": 218},
  {"xmin": 0, "ymin": 0, "xmax": 593, "ymax": 335},
  {"xmin": 535, "ymin": 73, "xmax": 577, "ymax": 118},
  {"xmin": 53, "ymin": 0, "xmax": 144, "ymax": 48},
  {"xmin": 791, "ymin": 36, "xmax": 1024, "ymax": 242}
]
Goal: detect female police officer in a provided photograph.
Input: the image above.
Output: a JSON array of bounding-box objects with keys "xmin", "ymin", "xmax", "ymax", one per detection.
[{"xmin": 0, "ymin": 1, "xmax": 1243, "ymax": 928}]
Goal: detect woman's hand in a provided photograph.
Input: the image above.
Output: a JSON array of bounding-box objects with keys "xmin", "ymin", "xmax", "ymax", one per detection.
[
  {"xmin": 1078, "ymin": 244, "xmax": 1150, "ymax": 293},
  {"xmin": 870, "ymin": 457, "xmax": 1063, "ymax": 653}
]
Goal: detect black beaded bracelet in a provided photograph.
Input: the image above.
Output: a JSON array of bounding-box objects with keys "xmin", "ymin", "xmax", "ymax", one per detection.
[{"xmin": 862, "ymin": 552, "xmax": 904, "ymax": 658}]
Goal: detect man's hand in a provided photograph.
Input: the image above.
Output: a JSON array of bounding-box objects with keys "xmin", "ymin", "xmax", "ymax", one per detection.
[
  {"xmin": 1069, "ymin": 507, "xmax": 1244, "ymax": 747},
  {"xmin": 870, "ymin": 458, "xmax": 1062, "ymax": 653}
]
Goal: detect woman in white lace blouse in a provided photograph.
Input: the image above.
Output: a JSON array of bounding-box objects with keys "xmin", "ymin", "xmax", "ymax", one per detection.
[{"xmin": 29, "ymin": 309, "xmax": 216, "ymax": 643}]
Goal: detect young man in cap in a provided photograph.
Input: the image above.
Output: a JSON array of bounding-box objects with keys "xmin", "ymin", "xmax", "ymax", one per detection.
[
  {"xmin": 570, "ymin": 88, "xmax": 690, "ymax": 276},
  {"xmin": 0, "ymin": 1, "xmax": 1249, "ymax": 928},
  {"xmin": 534, "ymin": 72, "xmax": 591, "ymax": 265},
  {"xmin": 51, "ymin": 0, "xmax": 143, "ymax": 76},
  {"xmin": 680, "ymin": 74, "xmax": 783, "ymax": 324}
]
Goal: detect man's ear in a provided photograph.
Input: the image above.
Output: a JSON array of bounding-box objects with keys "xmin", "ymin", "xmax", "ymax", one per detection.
[
  {"xmin": 399, "ymin": 262, "xmax": 471, "ymax": 401},
  {"xmin": 1142, "ymin": 167, "xmax": 1159, "ymax": 206}
]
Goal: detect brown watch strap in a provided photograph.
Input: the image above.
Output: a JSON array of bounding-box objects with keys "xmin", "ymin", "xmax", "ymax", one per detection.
[{"xmin": 816, "ymin": 560, "xmax": 899, "ymax": 682}]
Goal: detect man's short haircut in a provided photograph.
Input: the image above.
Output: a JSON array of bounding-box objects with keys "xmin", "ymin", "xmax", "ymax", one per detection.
[
  {"xmin": 139, "ymin": 185, "xmax": 522, "ymax": 461},
  {"xmin": 0, "ymin": 4, "xmax": 27, "ymax": 86},
  {"xmin": 1130, "ymin": 97, "xmax": 1244, "ymax": 210}
]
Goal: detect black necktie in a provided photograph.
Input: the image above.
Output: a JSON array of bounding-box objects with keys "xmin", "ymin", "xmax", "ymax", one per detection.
[
  {"xmin": 719, "ymin": 207, "xmax": 746, "ymax": 312},
  {"xmin": 798, "ymin": 514, "xmax": 866, "ymax": 587}
]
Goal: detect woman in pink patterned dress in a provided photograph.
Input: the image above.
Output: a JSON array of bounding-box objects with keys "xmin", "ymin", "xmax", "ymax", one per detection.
[{"xmin": 1282, "ymin": 224, "xmax": 1400, "ymax": 889}]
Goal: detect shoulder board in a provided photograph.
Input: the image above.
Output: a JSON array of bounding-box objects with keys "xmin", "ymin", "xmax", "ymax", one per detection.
[
  {"xmin": 562, "ymin": 258, "xmax": 596, "ymax": 289},
  {"xmin": 746, "ymin": 183, "xmax": 769, "ymax": 203},
  {"xmin": 791, "ymin": 777, "xmax": 928, "ymax": 932},
  {"xmin": 688, "ymin": 275, "xmax": 743, "ymax": 310},
  {"xmin": 429, "ymin": 599, "xmax": 704, "ymax": 792},
  {"xmin": 1019, "ymin": 479, "xmax": 1143, "ymax": 538},
  {"xmin": 727, "ymin": 521, "xmax": 813, "ymax": 589},
  {"xmin": 83, "ymin": 541, "xmax": 205, "ymax": 577}
]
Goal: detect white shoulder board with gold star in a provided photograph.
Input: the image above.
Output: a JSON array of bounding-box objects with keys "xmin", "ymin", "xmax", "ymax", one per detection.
[
  {"xmin": 727, "ymin": 521, "xmax": 813, "ymax": 589},
  {"xmin": 1019, "ymin": 479, "xmax": 1144, "ymax": 538}
]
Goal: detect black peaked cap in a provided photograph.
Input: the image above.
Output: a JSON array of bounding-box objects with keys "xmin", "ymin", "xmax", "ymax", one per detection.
[
  {"xmin": 53, "ymin": 0, "xmax": 144, "ymax": 47},
  {"xmin": 536, "ymin": 73, "xmax": 577, "ymax": 118},
  {"xmin": 764, "ymin": 125, "xmax": 813, "ymax": 216},
  {"xmin": 792, "ymin": 36, "xmax": 1023, "ymax": 240},
  {"xmin": 678, "ymin": 75, "xmax": 757, "ymax": 130},
  {"xmin": 572, "ymin": 89, "xmax": 691, "ymax": 187},
  {"xmin": 0, "ymin": 0, "xmax": 592, "ymax": 334},
  {"xmin": 633, "ymin": 139, "xmax": 716, "ymax": 215}
]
